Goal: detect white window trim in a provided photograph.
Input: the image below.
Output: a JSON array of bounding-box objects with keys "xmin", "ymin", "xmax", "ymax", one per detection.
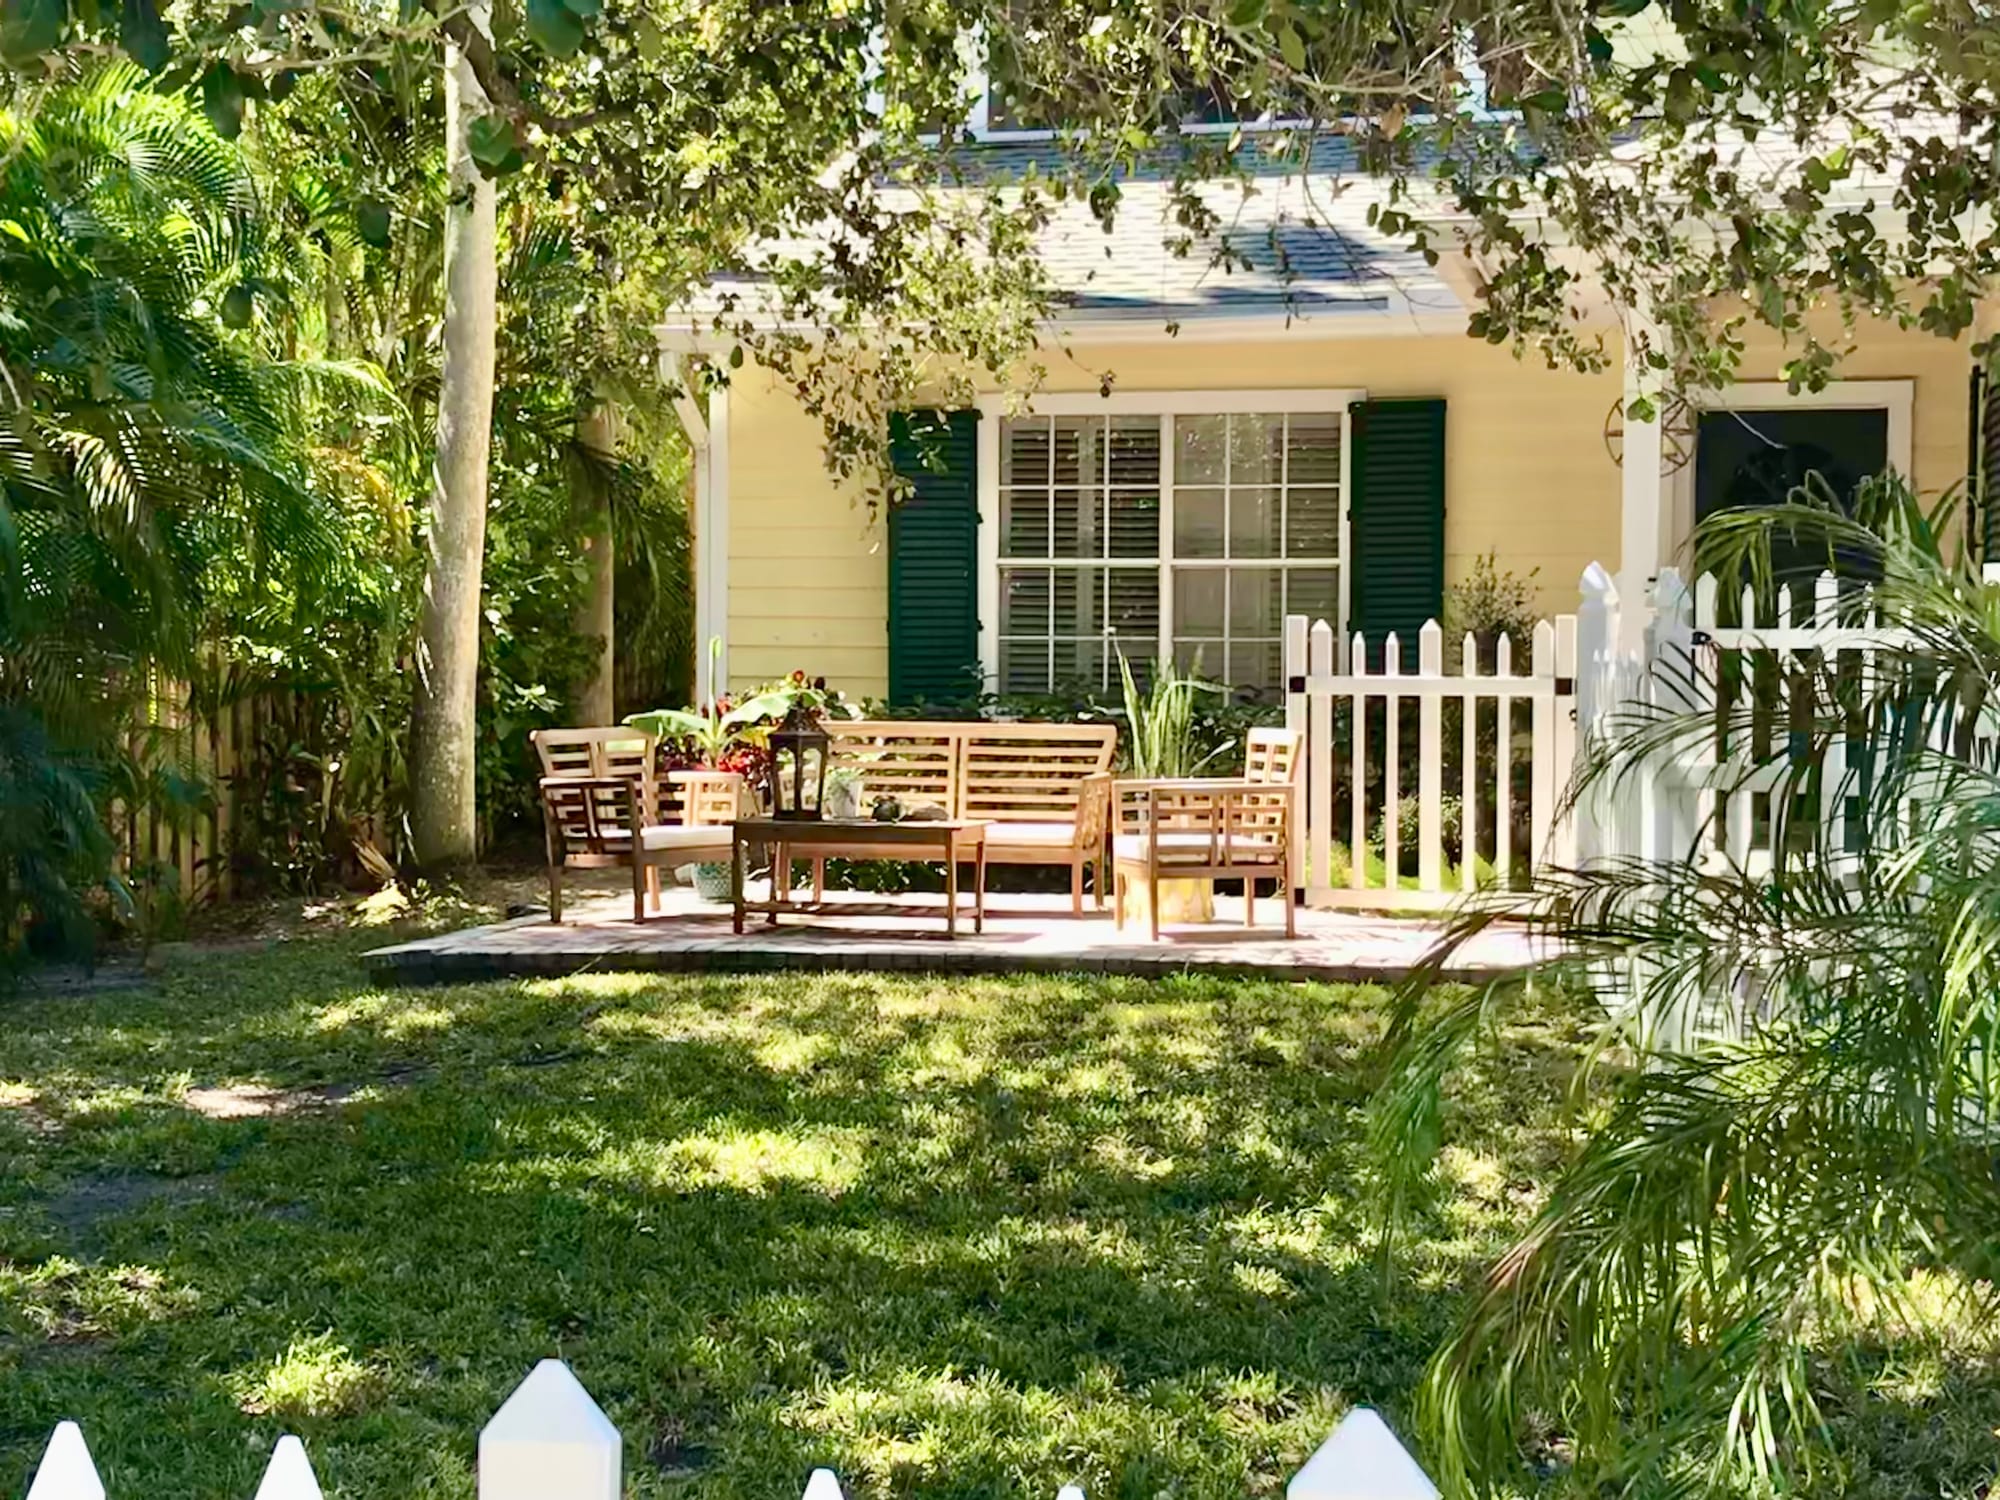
[
  {"xmin": 1667, "ymin": 379, "xmax": 1916, "ymax": 559},
  {"xmin": 974, "ymin": 388, "xmax": 1364, "ymax": 694}
]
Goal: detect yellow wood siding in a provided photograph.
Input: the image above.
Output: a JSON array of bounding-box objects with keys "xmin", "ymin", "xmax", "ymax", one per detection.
[
  {"xmin": 725, "ymin": 368, "xmax": 888, "ymax": 693},
  {"xmin": 724, "ymin": 319, "xmax": 1972, "ymax": 699}
]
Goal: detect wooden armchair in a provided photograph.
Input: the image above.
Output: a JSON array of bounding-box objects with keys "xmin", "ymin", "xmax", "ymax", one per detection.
[
  {"xmin": 532, "ymin": 727, "xmax": 657, "ymax": 922},
  {"xmin": 530, "ymin": 727, "xmax": 745, "ymax": 922},
  {"xmin": 1109, "ymin": 727, "xmax": 1305, "ymax": 941}
]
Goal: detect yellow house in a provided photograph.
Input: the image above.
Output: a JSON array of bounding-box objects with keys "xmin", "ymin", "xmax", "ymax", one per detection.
[{"xmin": 659, "ymin": 146, "xmax": 1984, "ymax": 707}]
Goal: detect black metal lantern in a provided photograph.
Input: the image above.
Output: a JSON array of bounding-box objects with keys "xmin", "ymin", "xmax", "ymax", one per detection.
[{"xmin": 769, "ymin": 700, "xmax": 830, "ymax": 820}]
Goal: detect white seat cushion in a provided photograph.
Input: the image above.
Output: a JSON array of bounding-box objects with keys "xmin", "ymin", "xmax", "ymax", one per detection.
[
  {"xmin": 984, "ymin": 821, "xmax": 1083, "ymax": 850},
  {"xmin": 1114, "ymin": 832, "xmax": 1281, "ymax": 863},
  {"xmin": 641, "ymin": 823, "xmax": 731, "ymax": 852}
]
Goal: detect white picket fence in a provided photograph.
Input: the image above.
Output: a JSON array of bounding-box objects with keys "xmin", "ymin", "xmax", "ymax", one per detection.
[
  {"xmin": 1574, "ymin": 561, "xmax": 2000, "ymax": 881},
  {"xmin": 19, "ymin": 1357, "xmax": 1443, "ymax": 1500},
  {"xmin": 1282, "ymin": 556, "xmax": 1992, "ymax": 916},
  {"xmin": 1282, "ymin": 613, "xmax": 1577, "ymax": 909}
]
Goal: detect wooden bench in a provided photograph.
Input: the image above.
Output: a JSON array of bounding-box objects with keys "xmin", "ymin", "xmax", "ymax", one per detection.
[{"xmin": 822, "ymin": 720, "xmax": 1117, "ymax": 911}]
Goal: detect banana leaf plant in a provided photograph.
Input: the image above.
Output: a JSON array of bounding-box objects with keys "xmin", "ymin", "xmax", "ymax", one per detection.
[{"xmin": 624, "ymin": 640, "xmax": 795, "ymax": 766}]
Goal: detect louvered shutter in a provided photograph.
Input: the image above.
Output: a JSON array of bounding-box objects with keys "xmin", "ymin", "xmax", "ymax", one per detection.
[
  {"xmin": 888, "ymin": 409, "xmax": 981, "ymax": 705},
  {"xmin": 1348, "ymin": 398, "xmax": 1446, "ymax": 670}
]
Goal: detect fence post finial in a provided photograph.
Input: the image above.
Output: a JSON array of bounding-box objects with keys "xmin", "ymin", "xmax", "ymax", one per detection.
[
  {"xmin": 478, "ymin": 1360, "xmax": 621, "ymax": 1500},
  {"xmin": 1287, "ymin": 1407, "xmax": 1439, "ymax": 1500},
  {"xmin": 254, "ymin": 1435, "xmax": 323, "ymax": 1500},
  {"xmin": 26, "ymin": 1422, "xmax": 104, "ymax": 1500},
  {"xmin": 802, "ymin": 1469, "xmax": 845, "ymax": 1500},
  {"xmin": 1057, "ymin": 1486, "xmax": 1087, "ymax": 1500},
  {"xmin": 1579, "ymin": 560, "xmax": 1617, "ymax": 606}
]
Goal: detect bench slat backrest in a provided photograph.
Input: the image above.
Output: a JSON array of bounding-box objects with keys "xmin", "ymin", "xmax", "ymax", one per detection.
[
  {"xmin": 826, "ymin": 723, "xmax": 962, "ymax": 816},
  {"xmin": 959, "ymin": 723, "xmax": 1116, "ymax": 825},
  {"xmin": 827, "ymin": 720, "xmax": 1117, "ymax": 824}
]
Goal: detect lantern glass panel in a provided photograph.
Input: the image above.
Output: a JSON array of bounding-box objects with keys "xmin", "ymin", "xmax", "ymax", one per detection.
[{"xmin": 770, "ymin": 705, "xmax": 830, "ymax": 820}]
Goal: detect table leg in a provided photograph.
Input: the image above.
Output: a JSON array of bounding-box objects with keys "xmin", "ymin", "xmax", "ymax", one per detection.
[
  {"xmin": 732, "ymin": 830, "xmax": 745, "ymax": 935},
  {"xmin": 974, "ymin": 839, "xmax": 986, "ymax": 934},
  {"xmin": 769, "ymin": 842, "xmax": 786, "ymax": 926},
  {"xmin": 944, "ymin": 832, "xmax": 958, "ymax": 938}
]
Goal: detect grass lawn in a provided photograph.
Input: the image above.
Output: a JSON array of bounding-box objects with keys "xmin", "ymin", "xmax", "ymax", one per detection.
[
  {"xmin": 0, "ymin": 928, "xmax": 1580, "ymax": 1499},
  {"xmin": 2, "ymin": 920, "xmax": 1992, "ymax": 1499}
]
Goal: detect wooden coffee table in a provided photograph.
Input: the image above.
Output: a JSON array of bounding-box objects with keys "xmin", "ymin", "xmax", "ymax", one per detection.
[{"xmin": 731, "ymin": 818, "xmax": 989, "ymax": 936}]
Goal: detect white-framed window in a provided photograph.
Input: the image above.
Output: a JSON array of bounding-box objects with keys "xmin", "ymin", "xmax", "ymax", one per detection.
[{"xmin": 981, "ymin": 391, "xmax": 1356, "ymax": 700}]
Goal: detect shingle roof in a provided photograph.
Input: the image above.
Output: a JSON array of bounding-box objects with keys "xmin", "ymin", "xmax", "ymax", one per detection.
[{"xmin": 670, "ymin": 133, "xmax": 1464, "ymax": 336}]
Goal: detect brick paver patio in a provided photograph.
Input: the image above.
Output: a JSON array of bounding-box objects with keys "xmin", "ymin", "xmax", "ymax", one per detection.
[{"xmin": 364, "ymin": 883, "xmax": 1549, "ymax": 985}]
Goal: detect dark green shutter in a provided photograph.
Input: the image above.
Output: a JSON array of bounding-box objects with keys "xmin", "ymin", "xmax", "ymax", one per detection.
[
  {"xmin": 1348, "ymin": 397, "xmax": 1446, "ymax": 670},
  {"xmin": 887, "ymin": 409, "xmax": 981, "ymax": 705}
]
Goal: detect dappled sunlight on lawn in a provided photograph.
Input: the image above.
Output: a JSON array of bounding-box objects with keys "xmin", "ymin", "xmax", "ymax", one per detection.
[{"xmin": 0, "ymin": 933, "xmax": 1762, "ymax": 1497}]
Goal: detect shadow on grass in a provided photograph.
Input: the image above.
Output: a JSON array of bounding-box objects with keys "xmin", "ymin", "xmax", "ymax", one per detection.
[{"xmin": 0, "ymin": 942, "xmax": 1591, "ymax": 1499}]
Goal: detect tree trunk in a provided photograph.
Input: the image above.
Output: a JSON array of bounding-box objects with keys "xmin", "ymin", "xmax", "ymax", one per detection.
[
  {"xmin": 409, "ymin": 7, "xmax": 499, "ymax": 868},
  {"xmin": 572, "ymin": 404, "xmax": 618, "ymax": 725}
]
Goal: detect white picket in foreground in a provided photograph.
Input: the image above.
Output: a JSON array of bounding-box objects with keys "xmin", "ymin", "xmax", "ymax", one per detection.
[{"xmin": 21, "ymin": 1361, "xmax": 1439, "ymax": 1500}]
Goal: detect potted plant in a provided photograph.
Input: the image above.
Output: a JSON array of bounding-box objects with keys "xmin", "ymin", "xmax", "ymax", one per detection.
[
  {"xmin": 1114, "ymin": 648, "xmax": 1227, "ymax": 925},
  {"xmin": 626, "ymin": 647, "xmax": 859, "ymax": 897},
  {"xmin": 824, "ymin": 765, "xmax": 863, "ymax": 820}
]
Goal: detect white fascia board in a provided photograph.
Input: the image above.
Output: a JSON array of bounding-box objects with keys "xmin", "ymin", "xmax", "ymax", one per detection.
[{"xmin": 653, "ymin": 296, "xmax": 1465, "ymax": 356}]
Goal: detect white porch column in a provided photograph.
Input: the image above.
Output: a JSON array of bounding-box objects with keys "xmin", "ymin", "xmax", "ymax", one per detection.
[
  {"xmin": 665, "ymin": 350, "xmax": 730, "ymax": 701},
  {"xmin": 702, "ymin": 383, "xmax": 731, "ymax": 695},
  {"xmin": 1618, "ymin": 311, "xmax": 1666, "ymax": 651}
]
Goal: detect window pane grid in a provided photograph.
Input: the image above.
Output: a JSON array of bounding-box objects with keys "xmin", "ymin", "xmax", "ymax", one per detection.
[
  {"xmin": 1167, "ymin": 412, "xmax": 1342, "ymax": 696},
  {"xmin": 999, "ymin": 410, "xmax": 1341, "ymax": 699}
]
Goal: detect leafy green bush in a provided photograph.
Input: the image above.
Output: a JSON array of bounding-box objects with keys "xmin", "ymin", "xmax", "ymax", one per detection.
[
  {"xmin": 1443, "ymin": 552, "xmax": 1542, "ymax": 670},
  {"xmin": 1372, "ymin": 792, "xmax": 1465, "ymax": 875}
]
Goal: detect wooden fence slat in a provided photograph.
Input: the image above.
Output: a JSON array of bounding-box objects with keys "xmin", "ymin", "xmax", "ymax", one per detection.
[
  {"xmin": 1348, "ymin": 632, "xmax": 1368, "ymax": 892},
  {"xmin": 1416, "ymin": 621, "xmax": 1443, "ymax": 893},
  {"xmin": 478, "ymin": 1359, "xmax": 620, "ymax": 1500},
  {"xmin": 1551, "ymin": 613, "xmax": 1578, "ymax": 868},
  {"xmin": 1381, "ymin": 634, "xmax": 1402, "ymax": 890},
  {"xmin": 1530, "ymin": 621, "xmax": 1557, "ymax": 866},
  {"xmin": 1306, "ymin": 620, "xmax": 1335, "ymax": 903},
  {"xmin": 1288, "ymin": 1407, "xmax": 1440, "ymax": 1500},
  {"xmin": 253, "ymin": 1435, "xmax": 323, "ymax": 1500},
  {"xmin": 1460, "ymin": 635, "xmax": 1479, "ymax": 893}
]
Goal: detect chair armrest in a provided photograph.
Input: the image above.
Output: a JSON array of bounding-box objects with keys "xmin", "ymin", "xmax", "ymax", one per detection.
[{"xmin": 1076, "ymin": 772, "xmax": 1113, "ymax": 850}]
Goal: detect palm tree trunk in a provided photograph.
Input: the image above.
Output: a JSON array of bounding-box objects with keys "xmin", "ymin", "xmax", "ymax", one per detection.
[
  {"xmin": 572, "ymin": 403, "xmax": 617, "ymax": 725},
  {"xmin": 409, "ymin": 5, "xmax": 498, "ymax": 868}
]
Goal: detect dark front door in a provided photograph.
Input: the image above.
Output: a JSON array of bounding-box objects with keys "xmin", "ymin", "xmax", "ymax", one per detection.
[{"xmin": 1694, "ymin": 405, "xmax": 1890, "ymax": 590}]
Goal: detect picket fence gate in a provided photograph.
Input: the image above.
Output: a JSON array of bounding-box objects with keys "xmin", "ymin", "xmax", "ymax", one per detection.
[
  {"xmin": 1572, "ymin": 560, "xmax": 2000, "ymax": 881},
  {"xmin": 19, "ymin": 1358, "xmax": 1443, "ymax": 1500},
  {"xmin": 1282, "ymin": 613, "xmax": 1578, "ymax": 910},
  {"xmin": 1281, "ymin": 555, "xmax": 1999, "ymax": 918}
]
